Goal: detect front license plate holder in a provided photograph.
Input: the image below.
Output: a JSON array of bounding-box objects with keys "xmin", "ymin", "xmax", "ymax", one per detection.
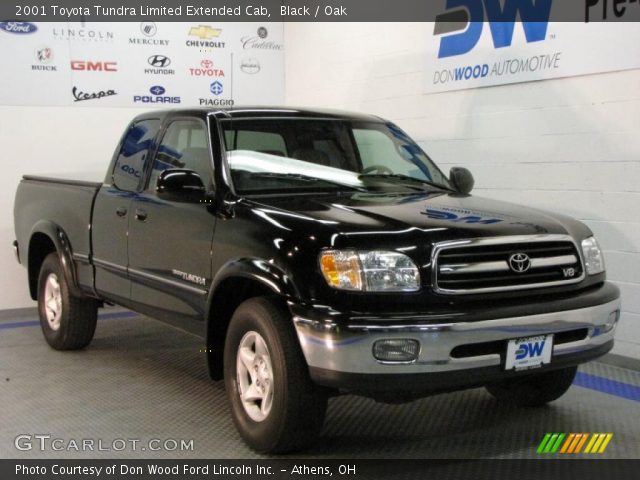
[{"xmin": 505, "ymin": 334, "xmax": 553, "ymax": 370}]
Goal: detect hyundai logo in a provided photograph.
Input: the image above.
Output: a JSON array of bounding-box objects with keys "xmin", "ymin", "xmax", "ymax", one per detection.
[
  {"xmin": 148, "ymin": 55, "xmax": 170, "ymax": 68},
  {"xmin": 149, "ymin": 85, "xmax": 166, "ymax": 95},
  {"xmin": 508, "ymin": 253, "xmax": 531, "ymax": 273}
]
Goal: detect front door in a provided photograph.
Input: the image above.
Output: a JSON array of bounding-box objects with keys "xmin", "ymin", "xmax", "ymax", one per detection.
[{"xmin": 127, "ymin": 119, "xmax": 216, "ymax": 330}]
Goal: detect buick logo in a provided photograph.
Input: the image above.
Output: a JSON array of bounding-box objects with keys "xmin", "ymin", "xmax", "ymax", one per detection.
[
  {"xmin": 148, "ymin": 55, "xmax": 170, "ymax": 68},
  {"xmin": 508, "ymin": 253, "xmax": 531, "ymax": 273}
]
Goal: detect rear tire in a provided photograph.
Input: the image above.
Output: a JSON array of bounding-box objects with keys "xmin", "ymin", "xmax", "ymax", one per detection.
[
  {"xmin": 224, "ymin": 297, "xmax": 327, "ymax": 453},
  {"xmin": 37, "ymin": 253, "xmax": 98, "ymax": 350},
  {"xmin": 485, "ymin": 366, "xmax": 578, "ymax": 407}
]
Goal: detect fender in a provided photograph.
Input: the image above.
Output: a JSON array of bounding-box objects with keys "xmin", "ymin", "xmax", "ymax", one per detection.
[
  {"xmin": 28, "ymin": 220, "xmax": 84, "ymax": 298},
  {"xmin": 204, "ymin": 257, "xmax": 301, "ymax": 380}
]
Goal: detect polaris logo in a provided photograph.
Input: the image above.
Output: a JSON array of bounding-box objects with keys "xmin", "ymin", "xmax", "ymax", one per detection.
[{"xmin": 434, "ymin": 0, "xmax": 552, "ymax": 58}]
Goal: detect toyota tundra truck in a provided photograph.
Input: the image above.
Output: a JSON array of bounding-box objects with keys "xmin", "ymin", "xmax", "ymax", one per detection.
[{"xmin": 13, "ymin": 107, "xmax": 621, "ymax": 453}]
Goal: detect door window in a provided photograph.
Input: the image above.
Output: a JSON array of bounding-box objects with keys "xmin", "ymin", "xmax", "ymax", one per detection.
[{"xmin": 148, "ymin": 120, "xmax": 211, "ymax": 190}]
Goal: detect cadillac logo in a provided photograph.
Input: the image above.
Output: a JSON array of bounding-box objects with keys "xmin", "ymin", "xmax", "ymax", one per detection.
[{"xmin": 508, "ymin": 253, "xmax": 531, "ymax": 273}]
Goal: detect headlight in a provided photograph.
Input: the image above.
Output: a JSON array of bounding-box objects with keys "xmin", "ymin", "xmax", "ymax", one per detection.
[
  {"xmin": 581, "ymin": 236, "xmax": 605, "ymax": 275},
  {"xmin": 319, "ymin": 250, "xmax": 420, "ymax": 292}
]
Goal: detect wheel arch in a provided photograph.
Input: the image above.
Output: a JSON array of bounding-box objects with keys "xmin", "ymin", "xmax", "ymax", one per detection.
[
  {"xmin": 27, "ymin": 221, "xmax": 81, "ymax": 300},
  {"xmin": 204, "ymin": 258, "xmax": 299, "ymax": 380}
]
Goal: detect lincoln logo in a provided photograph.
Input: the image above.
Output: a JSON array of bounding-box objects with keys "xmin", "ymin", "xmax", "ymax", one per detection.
[{"xmin": 509, "ymin": 253, "xmax": 531, "ymax": 273}]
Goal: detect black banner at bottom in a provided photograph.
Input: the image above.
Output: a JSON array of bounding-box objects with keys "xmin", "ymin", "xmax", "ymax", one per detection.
[{"xmin": 3, "ymin": 459, "xmax": 640, "ymax": 480}]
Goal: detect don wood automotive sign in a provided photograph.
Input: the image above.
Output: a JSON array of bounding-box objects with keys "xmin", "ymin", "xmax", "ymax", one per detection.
[{"xmin": 424, "ymin": 0, "xmax": 640, "ymax": 93}]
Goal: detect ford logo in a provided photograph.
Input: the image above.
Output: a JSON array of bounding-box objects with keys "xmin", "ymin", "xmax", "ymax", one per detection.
[
  {"xmin": 149, "ymin": 85, "xmax": 166, "ymax": 95},
  {"xmin": 0, "ymin": 21, "xmax": 38, "ymax": 34}
]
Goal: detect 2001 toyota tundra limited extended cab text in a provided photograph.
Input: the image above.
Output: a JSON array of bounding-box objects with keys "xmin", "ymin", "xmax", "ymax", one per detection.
[{"xmin": 13, "ymin": 108, "xmax": 621, "ymax": 453}]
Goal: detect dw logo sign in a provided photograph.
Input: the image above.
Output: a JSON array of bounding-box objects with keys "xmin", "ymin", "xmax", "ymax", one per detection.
[
  {"xmin": 435, "ymin": 0, "xmax": 553, "ymax": 58},
  {"xmin": 515, "ymin": 339, "xmax": 546, "ymax": 360}
]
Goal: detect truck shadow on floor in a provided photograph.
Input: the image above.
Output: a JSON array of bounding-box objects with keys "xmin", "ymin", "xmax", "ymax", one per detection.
[{"xmin": 85, "ymin": 315, "xmax": 591, "ymax": 458}]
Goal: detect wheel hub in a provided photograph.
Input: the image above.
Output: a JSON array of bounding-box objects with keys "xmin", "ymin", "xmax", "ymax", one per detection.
[
  {"xmin": 43, "ymin": 273, "xmax": 62, "ymax": 331},
  {"xmin": 236, "ymin": 331, "xmax": 274, "ymax": 422}
]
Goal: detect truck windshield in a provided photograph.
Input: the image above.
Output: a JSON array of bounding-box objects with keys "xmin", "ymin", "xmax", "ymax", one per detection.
[{"xmin": 220, "ymin": 118, "xmax": 452, "ymax": 195}]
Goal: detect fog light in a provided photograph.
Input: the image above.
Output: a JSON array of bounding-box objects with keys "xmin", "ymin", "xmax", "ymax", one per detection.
[
  {"xmin": 373, "ymin": 339, "xmax": 420, "ymax": 363},
  {"xmin": 602, "ymin": 310, "xmax": 620, "ymax": 333}
]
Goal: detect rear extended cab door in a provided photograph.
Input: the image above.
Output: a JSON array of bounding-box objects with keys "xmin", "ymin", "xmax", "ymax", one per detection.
[
  {"xmin": 126, "ymin": 114, "xmax": 217, "ymax": 333},
  {"xmin": 92, "ymin": 117, "xmax": 161, "ymax": 303}
]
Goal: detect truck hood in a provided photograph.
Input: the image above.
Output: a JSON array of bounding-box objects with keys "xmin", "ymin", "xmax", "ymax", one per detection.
[{"xmin": 247, "ymin": 190, "xmax": 591, "ymax": 246}]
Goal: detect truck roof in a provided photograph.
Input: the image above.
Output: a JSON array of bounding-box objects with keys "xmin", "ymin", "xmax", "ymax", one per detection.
[{"xmin": 132, "ymin": 106, "xmax": 384, "ymax": 123}]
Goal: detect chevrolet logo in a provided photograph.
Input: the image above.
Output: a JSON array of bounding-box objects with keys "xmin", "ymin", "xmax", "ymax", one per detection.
[{"xmin": 188, "ymin": 25, "xmax": 222, "ymax": 39}]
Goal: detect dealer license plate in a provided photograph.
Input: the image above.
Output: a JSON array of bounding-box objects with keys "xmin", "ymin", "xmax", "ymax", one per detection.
[{"xmin": 505, "ymin": 334, "xmax": 553, "ymax": 370}]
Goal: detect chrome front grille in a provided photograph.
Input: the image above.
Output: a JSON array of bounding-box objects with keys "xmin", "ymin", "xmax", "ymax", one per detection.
[{"xmin": 432, "ymin": 235, "xmax": 585, "ymax": 294}]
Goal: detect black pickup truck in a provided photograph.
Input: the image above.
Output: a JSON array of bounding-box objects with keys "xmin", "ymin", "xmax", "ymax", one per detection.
[{"xmin": 13, "ymin": 107, "xmax": 621, "ymax": 453}]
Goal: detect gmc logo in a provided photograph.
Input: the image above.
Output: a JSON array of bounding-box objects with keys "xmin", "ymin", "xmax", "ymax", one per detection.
[{"xmin": 71, "ymin": 61, "xmax": 118, "ymax": 72}]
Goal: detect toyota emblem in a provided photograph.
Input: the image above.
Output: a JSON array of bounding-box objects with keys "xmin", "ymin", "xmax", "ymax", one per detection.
[{"xmin": 508, "ymin": 253, "xmax": 531, "ymax": 273}]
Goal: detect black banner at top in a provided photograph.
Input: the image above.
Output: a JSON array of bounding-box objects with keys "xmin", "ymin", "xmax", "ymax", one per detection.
[{"xmin": 1, "ymin": 0, "xmax": 640, "ymax": 23}]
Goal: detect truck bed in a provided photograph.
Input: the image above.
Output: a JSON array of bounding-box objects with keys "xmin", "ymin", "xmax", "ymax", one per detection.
[{"xmin": 13, "ymin": 176, "xmax": 102, "ymax": 296}]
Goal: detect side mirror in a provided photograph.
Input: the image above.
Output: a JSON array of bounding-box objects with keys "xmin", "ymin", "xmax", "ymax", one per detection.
[
  {"xmin": 449, "ymin": 167, "xmax": 474, "ymax": 194},
  {"xmin": 156, "ymin": 169, "xmax": 205, "ymax": 201}
]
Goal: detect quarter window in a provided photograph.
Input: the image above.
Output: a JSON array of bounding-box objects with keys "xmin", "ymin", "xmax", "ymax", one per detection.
[{"xmin": 112, "ymin": 119, "xmax": 160, "ymax": 192}]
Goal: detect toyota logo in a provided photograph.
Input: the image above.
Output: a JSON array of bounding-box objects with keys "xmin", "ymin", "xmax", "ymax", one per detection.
[
  {"xmin": 148, "ymin": 55, "xmax": 170, "ymax": 68},
  {"xmin": 508, "ymin": 253, "xmax": 531, "ymax": 273}
]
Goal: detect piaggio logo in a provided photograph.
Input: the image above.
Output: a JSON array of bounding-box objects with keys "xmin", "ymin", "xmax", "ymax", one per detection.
[
  {"xmin": 71, "ymin": 61, "xmax": 118, "ymax": 72},
  {"xmin": 537, "ymin": 433, "xmax": 613, "ymax": 454},
  {"xmin": 434, "ymin": 0, "xmax": 553, "ymax": 58}
]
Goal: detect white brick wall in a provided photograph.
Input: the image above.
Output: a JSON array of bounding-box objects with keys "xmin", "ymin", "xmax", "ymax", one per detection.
[{"xmin": 285, "ymin": 23, "xmax": 640, "ymax": 358}]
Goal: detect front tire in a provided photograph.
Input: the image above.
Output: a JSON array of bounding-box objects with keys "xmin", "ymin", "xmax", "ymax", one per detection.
[
  {"xmin": 224, "ymin": 297, "xmax": 327, "ymax": 453},
  {"xmin": 37, "ymin": 253, "xmax": 98, "ymax": 350},
  {"xmin": 485, "ymin": 366, "xmax": 578, "ymax": 407}
]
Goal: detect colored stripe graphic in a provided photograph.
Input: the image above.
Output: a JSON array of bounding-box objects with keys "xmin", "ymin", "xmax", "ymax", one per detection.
[{"xmin": 538, "ymin": 433, "xmax": 613, "ymax": 454}]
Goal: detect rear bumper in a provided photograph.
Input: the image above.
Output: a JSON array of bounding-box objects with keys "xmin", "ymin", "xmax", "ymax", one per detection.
[{"xmin": 291, "ymin": 283, "xmax": 621, "ymax": 394}]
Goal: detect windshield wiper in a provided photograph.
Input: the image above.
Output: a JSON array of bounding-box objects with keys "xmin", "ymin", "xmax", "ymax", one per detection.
[
  {"xmin": 358, "ymin": 173, "xmax": 454, "ymax": 192},
  {"xmin": 247, "ymin": 172, "xmax": 365, "ymax": 190}
]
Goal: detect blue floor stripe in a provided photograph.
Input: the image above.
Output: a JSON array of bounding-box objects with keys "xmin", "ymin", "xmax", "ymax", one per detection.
[
  {"xmin": 574, "ymin": 371, "xmax": 640, "ymax": 403},
  {"xmin": 0, "ymin": 310, "xmax": 138, "ymax": 330}
]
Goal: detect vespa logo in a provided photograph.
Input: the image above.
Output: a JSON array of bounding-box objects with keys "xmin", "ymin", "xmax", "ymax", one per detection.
[
  {"xmin": 508, "ymin": 253, "xmax": 531, "ymax": 273},
  {"xmin": 515, "ymin": 339, "xmax": 545, "ymax": 360},
  {"xmin": 434, "ymin": 0, "xmax": 552, "ymax": 58}
]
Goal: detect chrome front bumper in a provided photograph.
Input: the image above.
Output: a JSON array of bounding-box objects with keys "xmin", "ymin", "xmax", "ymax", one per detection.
[{"xmin": 293, "ymin": 297, "xmax": 621, "ymax": 376}]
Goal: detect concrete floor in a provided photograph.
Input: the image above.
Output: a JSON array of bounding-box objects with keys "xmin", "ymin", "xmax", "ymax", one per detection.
[{"xmin": 1, "ymin": 309, "xmax": 639, "ymax": 459}]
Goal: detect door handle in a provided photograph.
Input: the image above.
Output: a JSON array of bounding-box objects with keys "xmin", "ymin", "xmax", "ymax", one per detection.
[
  {"xmin": 115, "ymin": 206, "xmax": 127, "ymax": 217},
  {"xmin": 134, "ymin": 208, "xmax": 148, "ymax": 221}
]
